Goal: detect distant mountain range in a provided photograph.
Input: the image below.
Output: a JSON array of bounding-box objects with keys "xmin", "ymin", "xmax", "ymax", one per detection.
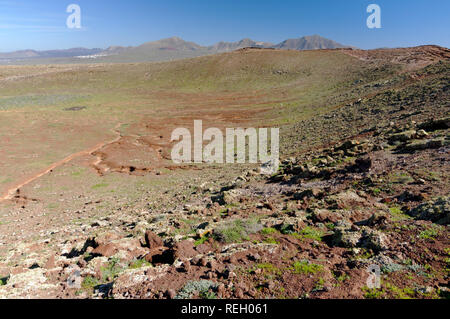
[
  {"xmin": 273, "ymin": 35, "xmax": 348, "ymax": 50},
  {"xmin": 0, "ymin": 48, "xmax": 103, "ymax": 60},
  {"xmin": 0, "ymin": 35, "xmax": 353, "ymax": 64},
  {"xmin": 209, "ymin": 38, "xmax": 275, "ymax": 52}
]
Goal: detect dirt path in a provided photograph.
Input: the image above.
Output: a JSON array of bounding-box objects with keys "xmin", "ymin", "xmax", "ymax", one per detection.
[{"xmin": 0, "ymin": 123, "xmax": 123, "ymax": 202}]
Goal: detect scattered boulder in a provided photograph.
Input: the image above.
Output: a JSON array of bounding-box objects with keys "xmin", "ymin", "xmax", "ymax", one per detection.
[
  {"xmin": 353, "ymin": 156, "xmax": 372, "ymax": 172},
  {"xmin": 92, "ymin": 238, "xmax": 146, "ymax": 261},
  {"xmin": 166, "ymin": 289, "xmax": 176, "ymax": 299},
  {"xmin": 362, "ymin": 212, "xmax": 390, "ymax": 227},
  {"xmin": 313, "ymin": 208, "xmax": 372, "ymax": 224},
  {"xmin": 409, "ymin": 197, "xmax": 449, "ymax": 225},
  {"xmin": 144, "ymin": 247, "xmax": 174, "ymax": 265},
  {"xmin": 416, "ymin": 129, "xmax": 429, "ymax": 138},
  {"xmin": 389, "ymin": 130, "xmax": 416, "ymax": 143},
  {"xmin": 290, "ymin": 164, "xmax": 322, "ymax": 179},
  {"xmin": 44, "ymin": 255, "xmax": 56, "ymax": 270},
  {"xmin": 332, "ymin": 225, "xmax": 389, "ymax": 252},
  {"xmin": 294, "ymin": 188, "xmax": 323, "ymax": 200},
  {"xmin": 92, "ymin": 243, "xmax": 118, "ymax": 258},
  {"xmin": 187, "ymin": 206, "xmax": 204, "ymax": 215},
  {"xmin": 94, "ymin": 232, "xmax": 121, "ymax": 246},
  {"xmin": 143, "ymin": 230, "xmax": 164, "ymax": 249},
  {"xmin": 332, "ymin": 226, "xmax": 362, "ymax": 248},
  {"xmin": 327, "ymin": 191, "xmax": 368, "ymax": 210},
  {"xmin": 360, "ymin": 227, "xmax": 389, "ymax": 252},
  {"xmin": 418, "ymin": 117, "xmax": 450, "ymax": 131},
  {"xmin": 338, "ymin": 140, "xmax": 360, "ymax": 151},
  {"xmin": 172, "ymin": 240, "xmax": 197, "ymax": 259},
  {"xmin": 213, "ymin": 189, "xmax": 241, "ymax": 206},
  {"xmin": 401, "ymin": 138, "xmax": 446, "ymax": 152},
  {"xmin": 397, "ymin": 191, "xmax": 427, "ymax": 203},
  {"xmin": 312, "ymin": 209, "xmax": 339, "ymax": 223}
]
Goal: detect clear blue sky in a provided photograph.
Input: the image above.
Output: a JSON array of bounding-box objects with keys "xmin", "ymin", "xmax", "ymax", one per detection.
[{"xmin": 0, "ymin": 0, "xmax": 448, "ymax": 51}]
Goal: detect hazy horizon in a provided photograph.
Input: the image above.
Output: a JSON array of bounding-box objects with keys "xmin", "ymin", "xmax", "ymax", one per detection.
[{"xmin": 1, "ymin": 34, "xmax": 449, "ymax": 54}]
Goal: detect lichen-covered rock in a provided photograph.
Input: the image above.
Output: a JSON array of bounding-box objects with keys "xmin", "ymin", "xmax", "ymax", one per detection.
[
  {"xmin": 332, "ymin": 227, "xmax": 362, "ymax": 248},
  {"xmin": 212, "ymin": 189, "xmax": 241, "ymax": 205},
  {"xmin": 360, "ymin": 227, "xmax": 389, "ymax": 252},
  {"xmin": 332, "ymin": 224, "xmax": 389, "ymax": 252},
  {"xmin": 409, "ymin": 197, "xmax": 450, "ymax": 225}
]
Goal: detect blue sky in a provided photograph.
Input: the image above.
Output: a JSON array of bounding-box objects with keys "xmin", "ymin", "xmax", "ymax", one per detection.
[{"xmin": 0, "ymin": 0, "xmax": 448, "ymax": 51}]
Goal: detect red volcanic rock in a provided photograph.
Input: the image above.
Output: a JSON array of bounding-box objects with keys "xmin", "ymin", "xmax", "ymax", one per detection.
[{"xmin": 144, "ymin": 230, "xmax": 164, "ymax": 249}]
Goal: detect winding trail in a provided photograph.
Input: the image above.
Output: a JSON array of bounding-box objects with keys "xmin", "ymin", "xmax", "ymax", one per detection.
[{"xmin": 0, "ymin": 123, "xmax": 123, "ymax": 202}]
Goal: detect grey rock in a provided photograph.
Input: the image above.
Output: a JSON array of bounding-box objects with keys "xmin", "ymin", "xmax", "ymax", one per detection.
[{"xmin": 409, "ymin": 197, "xmax": 449, "ymax": 225}]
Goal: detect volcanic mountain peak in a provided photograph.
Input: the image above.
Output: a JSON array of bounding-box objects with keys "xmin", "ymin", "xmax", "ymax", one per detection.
[
  {"xmin": 138, "ymin": 36, "xmax": 203, "ymax": 51},
  {"xmin": 274, "ymin": 35, "xmax": 350, "ymax": 50},
  {"xmin": 209, "ymin": 38, "xmax": 273, "ymax": 52}
]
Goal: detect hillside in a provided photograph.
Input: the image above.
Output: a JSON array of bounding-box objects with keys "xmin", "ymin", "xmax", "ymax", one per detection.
[{"xmin": 0, "ymin": 46, "xmax": 448, "ymax": 299}]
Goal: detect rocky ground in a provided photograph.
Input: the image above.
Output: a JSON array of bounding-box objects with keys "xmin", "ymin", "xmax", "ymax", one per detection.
[
  {"xmin": 1, "ymin": 114, "xmax": 448, "ymax": 299},
  {"xmin": 0, "ymin": 53, "xmax": 448, "ymax": 300}
]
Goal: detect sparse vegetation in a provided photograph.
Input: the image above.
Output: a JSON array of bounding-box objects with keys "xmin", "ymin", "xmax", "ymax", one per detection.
[
  {"xmin": 257, "ymin": 263, "xmax": 282, "ymax": 276},
  {"xmin": 175, "ymin": 280, "xmax": 218, "ymax": 299},
  {"xmin": 128, "ymin": 259, "xmax": 152, "ymax": 270},
  {"xmin": 92, "ymin": 183, "xmax": 109, "ymax": 190},
  {"xmin": 81, "ymin": 276, "xmax": 101, "ymax": 293},
  {"xmin": 213, "ymin": 218, "xmax": 262, "ymax": 243},
  {"xmin": 389, "ymin": 172, "xmax": 414, "ymax": 184},
  {"xmin": 418, "ymin": 226, "xmax": 441, "ymax": 240},
  {"xmin": 194, "ymin": 235, "xmax": 210, "ymax": 246},
  {"xmin": 261, "ymin": 227, "xmax": 278, "ymax": 235},
  {"xmin": 101, "ymin": 257, "xmax": 124, "ymax": 282},
  {"xmin": 292, "ymin": 260, "xmax": 323, "ymax": 275},
  {"xmin": 292, "ymin": 227, "xmax": 324, "ymax": 241}
]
